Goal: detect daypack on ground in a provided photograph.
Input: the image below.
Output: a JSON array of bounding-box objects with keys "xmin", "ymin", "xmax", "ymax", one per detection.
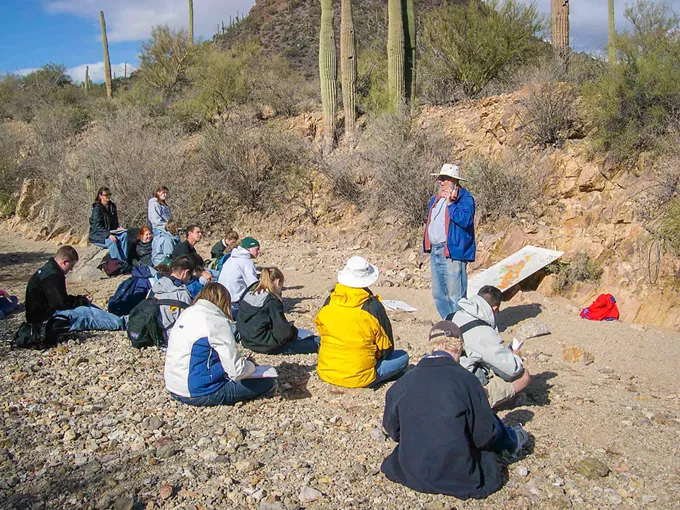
[
  {"xmin": 12, "ymin": 317, "xmax": 71, "ymax": 349},
  {"xmin": 107, "ymin": 266, "xmax": 153, "ymax": 316},
  {"xmin": 127, "ymin": 297, "xmax": 190, "ymax": 349},
  {"xmin": 580, "ymin": 294, "xmax": 619, "ymax": 321}
]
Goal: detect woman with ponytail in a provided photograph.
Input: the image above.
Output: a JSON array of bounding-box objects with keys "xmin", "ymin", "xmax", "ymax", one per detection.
[
  {"xmin": 148, "ymin": 186, "xmax": 172, "ymax": 235},
  {"xmin": 237, "ymin": 267, "xmax": 320, "ymax": 355}
]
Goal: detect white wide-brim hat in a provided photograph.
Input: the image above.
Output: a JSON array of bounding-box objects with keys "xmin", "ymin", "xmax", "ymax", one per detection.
[
  {"xmin": 431, "ymin": 163, "xmax": 466, "ymax": 181},
  {"xmin": 337, "ymin": 256, "xmax": 380, "ymax": 288}
]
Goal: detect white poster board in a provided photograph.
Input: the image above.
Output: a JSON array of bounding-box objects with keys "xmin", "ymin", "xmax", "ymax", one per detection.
[{"xmin": 468, "ymin": 245, "xmax": 563, "ymax": 297}]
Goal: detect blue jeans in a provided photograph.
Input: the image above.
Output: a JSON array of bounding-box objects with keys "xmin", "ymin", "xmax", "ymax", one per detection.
[
  {"xmin": 372, "ymin": 350, "xmax": 410, "ymax": 386},
  {"xmin": 430, "ymin": 243, "xmax": 468, "ymax": 319},
  {"xmin": 170, "ymin": 378, "xmax": 277, "ymax": 407},
  {"xmin": 94, "ymin": 231, "xmax": 129, "ymax": 262},
  {"xmin": 53, "ymin": 305, "xmax": 124, "ymax": 332},
  {"xmin": 491, "ymin": 414, "xmax": 518, "ymax": 453},
  {"xmin": 231, "ymin": 302, "xmax": 240, "ymax": 320},
  {"xmin": 280, "ymin": 335, "xmax": 320, "ymax": 355}
]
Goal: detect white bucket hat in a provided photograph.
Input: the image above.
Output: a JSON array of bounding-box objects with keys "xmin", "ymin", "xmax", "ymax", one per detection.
[
  {"xmin": 431, "ymin": 163, "xmax": 466, "ymax": 181},
  {"xmin": 337, "ymin": 256, "xmax": 380, "ymax": 288}
]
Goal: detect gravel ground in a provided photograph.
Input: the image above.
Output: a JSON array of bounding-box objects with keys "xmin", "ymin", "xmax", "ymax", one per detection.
[{"xmin": 1, "ymin": 232, "xmax": 679, "ymax": 509}]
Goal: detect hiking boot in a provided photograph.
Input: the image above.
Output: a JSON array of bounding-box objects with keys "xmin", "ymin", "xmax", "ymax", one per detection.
[{"xmin": 511, "ymin": 425, "xmax": 529, "ymax": 455}]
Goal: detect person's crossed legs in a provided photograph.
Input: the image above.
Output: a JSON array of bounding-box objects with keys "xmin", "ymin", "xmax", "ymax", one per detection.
[{"xmin": 54, "ymin": 305, "xmax": 124, "ymax": 332}]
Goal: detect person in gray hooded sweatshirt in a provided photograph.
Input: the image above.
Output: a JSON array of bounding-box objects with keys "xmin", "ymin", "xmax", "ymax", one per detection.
[
  {"xmin": 150, "ymin": 255, "xmax": 194, "ymax": 338},
  {"xmin": 217, "ymin": 237, "xmax": 260, "ymax": 319},
  {"xmin": 448, "ymin": 285, "xmax": 531, "ymax": 409}
]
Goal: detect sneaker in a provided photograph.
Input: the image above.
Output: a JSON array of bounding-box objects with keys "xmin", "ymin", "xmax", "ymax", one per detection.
[{"xmin": 511, "ymin": 425, "xmax": 529, "ymax": 455}]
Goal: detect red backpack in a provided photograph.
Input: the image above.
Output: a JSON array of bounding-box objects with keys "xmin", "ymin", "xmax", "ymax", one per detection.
[{"xmin": 580, "ymin": 294, "xmax": 619, "ymax": 321}]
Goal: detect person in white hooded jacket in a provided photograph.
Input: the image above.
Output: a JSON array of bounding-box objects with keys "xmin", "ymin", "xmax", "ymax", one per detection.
[
  {"xmin": 164, "ymin": 282, "xmax": 278, "ymax": 406},
  {"xmin": 217, "ymin": 237, "xmax": 260, "ymax": 318},
  {"xmin": 449, "ymin": 285, "xmax": 531, "ymax": 409}
]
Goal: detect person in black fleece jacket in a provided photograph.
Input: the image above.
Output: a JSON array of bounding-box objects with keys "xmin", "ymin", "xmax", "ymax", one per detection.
[
  {"xmin": 381, "ymin": 321, "xmax": 529, "ymax": 499},
  {"xmin": 237, "ymin": 268, "xmax": 319, "ymax": 355},
  {"xmin": 88, "ymin": 186, "xmax": 128, "ymax": 262},
  {"xmin": 25, "ymin": 246, "xmax": 124, "ymax": 331}
]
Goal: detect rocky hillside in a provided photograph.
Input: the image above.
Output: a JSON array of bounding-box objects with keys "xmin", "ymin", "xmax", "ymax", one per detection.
[{"xmin": 215, "ymin": 0, "xmax": 462, "ymax": 75}]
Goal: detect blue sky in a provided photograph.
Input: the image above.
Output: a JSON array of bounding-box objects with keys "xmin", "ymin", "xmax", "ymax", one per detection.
[{"xmin": 1, "ymin": 1, "xmax": 679, "ymax": 82}]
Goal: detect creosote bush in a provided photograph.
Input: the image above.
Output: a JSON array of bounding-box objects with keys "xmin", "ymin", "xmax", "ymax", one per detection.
[
  {"xmin": 518, "ymin": 84, "xmax": 579, "ymax": 147},
  {"xmin": 464, "ymin": 154, "xmax": 546, "ymax": 220},
  {"xmin": 547, "ymin": 252, "xmax": 603, "ymax": 293}
]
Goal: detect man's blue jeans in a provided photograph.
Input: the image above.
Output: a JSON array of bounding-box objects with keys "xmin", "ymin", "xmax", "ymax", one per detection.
[
  {"xmin": 372, "ymin": 350, "xmax": 410, "ymax": 386},
  {"xmin": 491, "ymin": 414, "xmax": 519, "ymax": 453},
  {"xmin": 94, "ymin": 231, "xmax": 129, "ymax": 262},
  {"xmin": 170, "ymin": 377, "xmax": 277, "ymax": 407},
  {"xmin": 280, "ymin": 335, "xmax": 321, "ymax": 355},
  {"xmin": 430, "ymin": 243, "xmax": 468, "ymax": 319},
  {"xmin": 53, "ymin": 305, "xmax": 124, "ymax": 332}
]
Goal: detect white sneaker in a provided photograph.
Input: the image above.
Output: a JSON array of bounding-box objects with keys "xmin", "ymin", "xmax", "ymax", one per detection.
[{"xmin": 511, "ymin": 425, "xmax": 529, "ymax": 455}]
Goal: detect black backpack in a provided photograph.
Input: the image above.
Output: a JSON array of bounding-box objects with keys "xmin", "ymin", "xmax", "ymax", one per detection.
[
  {"xmin": 126, "ymin": 298, "xmax": 190, "ymax": 349},
  {"xmin": 12, "ymin": 317, "xmax": 72, "ymax": 349}
]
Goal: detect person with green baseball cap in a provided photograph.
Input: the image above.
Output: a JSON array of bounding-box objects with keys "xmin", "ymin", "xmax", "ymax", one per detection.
[{"xmin": 217, "ymin": 236, "xmax": 261, "ymax": 318}]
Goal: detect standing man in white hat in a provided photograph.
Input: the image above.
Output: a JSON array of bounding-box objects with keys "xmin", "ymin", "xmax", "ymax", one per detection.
[{"xmin": 423, "ymin": 164, "xmax": 476, "ymax": 319}]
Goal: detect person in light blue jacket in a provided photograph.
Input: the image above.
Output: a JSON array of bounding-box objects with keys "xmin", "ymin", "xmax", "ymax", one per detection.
[
  {"xmin": 148, "ymin": 186, "xmax": 172, "ymax": 235},
  {"xmin": 423, "ymin": 164, "xmax": 476, "ymax": 319},
  {"xmin": 152, "ymin": 219, "xmax": 180, "ymax": 266}
]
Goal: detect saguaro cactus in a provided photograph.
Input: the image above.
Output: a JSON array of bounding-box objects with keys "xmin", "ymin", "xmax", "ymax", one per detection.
[
  {"xmin": 85, "ymin": 66, "xmax": 89, "ymax": 91},
  {"xmin": 551, "ymin": 0, "xmax": 570, "ymax": 52},
  {"xmin": 188, "ymin": 0, "xmax": 195, "ymax": 45},
  {"xmin": 319, "ymin": 0, "xmax": 338, "ymax": 155},
  {"xmin": 340, "ymin": 0, "xmax": 357, "ymax": 142},
  {"xmin": 387, "ymin": 0, "xmax": 405, "ymax": 110},
  {"xmin": 100, "ymin": 10, "xmax": 112, "ymax": 98},
  {"xmin": 404, "ymin": 0, "xmax": 416, "ymax": 107},
  {"xmin": 608, "ymin": 0, "xmax": 616, "ymax": 64}
]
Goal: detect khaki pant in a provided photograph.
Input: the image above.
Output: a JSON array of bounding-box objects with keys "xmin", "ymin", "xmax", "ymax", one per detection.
[{"xmin": 485, "ymin": 372, "xmax": 516, "ymax": 408}]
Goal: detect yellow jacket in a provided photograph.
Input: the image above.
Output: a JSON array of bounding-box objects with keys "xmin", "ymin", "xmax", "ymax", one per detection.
[{"xmin": 315, "ymin": 284, "xmax": 394, "ymax": 388}]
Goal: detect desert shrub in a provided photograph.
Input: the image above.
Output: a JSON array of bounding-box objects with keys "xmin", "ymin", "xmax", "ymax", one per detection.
[
  {"xmin": 420, "ymin": 0, "xmax": 544, "ymax": 102},
  {"xmin": 518, "ymin": 84, "xmax": 579, "ymax": 147},
  {"xmin": 464, "ymin": 154, "xmax": 545, "ymax": 220},
  {"xmin": 322, "ymin": 152, "xmax": 367, "ymax": 208},
  {"xmin": 357, "ymin": 45, "xmax": 390, "ymax": 115},
  {"xmin": 199, "ymin": 121, "xmax": 315, "ymax": 213},
  {"xmin": 547, "ymin": 252, "xmax": 603, "ymax": 293},
  {"xmin": 30, "ymin": 106, "xmax": 190, "ymax": 233},
  {"xmin": 583, "ymin": 1, "xmax": 680, "ymax": 163},
  {"xmin": 0, "ymin": 123, "xmax": 24, "ymax": 215},
  {"xmin": 357, "ymin": 112, "xmax": 454, "ymax": 227}
]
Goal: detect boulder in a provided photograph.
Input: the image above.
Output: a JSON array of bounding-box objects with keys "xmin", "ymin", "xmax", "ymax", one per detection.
[{"xmin": 68, "ymin": 246, "xmax": 108, "ymax": 282}]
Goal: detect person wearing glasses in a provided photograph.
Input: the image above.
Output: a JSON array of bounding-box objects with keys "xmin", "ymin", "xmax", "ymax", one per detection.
[{"xmin": 89, "ymin": 187, "xmax": 128, "ymax": 262}]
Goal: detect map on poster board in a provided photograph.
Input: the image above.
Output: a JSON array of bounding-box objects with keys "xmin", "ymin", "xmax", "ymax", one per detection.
[{"xmin": 467, "ymin": 245, "xmax": 564, "ymax": 297}]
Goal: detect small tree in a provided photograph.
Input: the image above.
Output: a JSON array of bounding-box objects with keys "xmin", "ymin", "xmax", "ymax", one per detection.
[
  {"xmin": 138, "ymin": 25, "xmax": 196, "ymax": 100},
  {"xmin": 420, "ymin": 0, "xmax": 544, "ymax": 99}
]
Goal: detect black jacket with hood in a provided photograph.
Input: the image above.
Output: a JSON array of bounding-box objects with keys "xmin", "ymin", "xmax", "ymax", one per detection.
[
  {"xmin": 25, "ymin": 258, "xmax": 89, "ymax": 324},
  {"xmin": 236, "ymin": 283, "xmax": 298, "ymax": 354},
  {"xmin": 89, "ymin": 201, "xmax": 120, "ymax": 245}
]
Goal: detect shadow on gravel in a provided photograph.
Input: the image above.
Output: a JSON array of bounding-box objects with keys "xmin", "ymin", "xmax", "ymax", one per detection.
[
  {"xmin": 496, "ymin": 304, "xmax": 543, "ymax": 332},
  {"xmin": 524, "ymin": 371, "xmax": 557, "ymax": 406},
  {"xmin": 277, "ymin": 362, "xmax": 314, "ymax": 400},
  {"xmin": 284, "ymin": 296, "xmax": 314, "ymax": 313},
  {"xmin": 0, "ymin": 251, "xmax": 49, "ymax": 268},
  {"xmin": 285, "ymin": 285, "xmax": 304, "ymax": 291},
  {"xmin": 502, "ymin": 409, "xmax": 535, "ymax": 426}
]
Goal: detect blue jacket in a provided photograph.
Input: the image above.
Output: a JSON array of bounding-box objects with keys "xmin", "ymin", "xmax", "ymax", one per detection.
[{"xmin": 423, "ymin": 188, "xmax": 476, "ymax": 262}]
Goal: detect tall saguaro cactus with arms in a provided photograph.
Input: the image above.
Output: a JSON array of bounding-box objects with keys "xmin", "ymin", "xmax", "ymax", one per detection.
[
  {"xmin": 340, "ymin": 0, "xmax": 357, "ymax": 142},
  {"xmin": 404, "ymin": 0, "xmax": 416, "ymax": 107},
  {"xmin": 551, "ymin": 0, "xmax": 570, "ymax": 52},
  {"xmin": 100, "ymin": 10, "xmax": 112, "ymax": 98},
  {"xmin": 319, "ymin": 0, "xmax": 338, "ymax": 155}
]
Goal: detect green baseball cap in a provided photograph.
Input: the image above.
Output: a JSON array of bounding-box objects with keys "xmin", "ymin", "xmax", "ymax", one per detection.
[{"xmin": 241, "ymin": 237, "xmax": 260, "ymax": 249}]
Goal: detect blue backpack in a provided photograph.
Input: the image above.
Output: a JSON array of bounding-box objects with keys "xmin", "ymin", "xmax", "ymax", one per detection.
[{"xmin": 107, "ymin": 267, "xmax": 153, "ymax": 316}]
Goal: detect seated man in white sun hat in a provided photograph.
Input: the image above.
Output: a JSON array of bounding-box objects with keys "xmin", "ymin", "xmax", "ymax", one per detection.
[
  {"xmin": 423, "ymin": 163, "xmax": 476, "ymax": 319},
  {"xmin": 315, "ymin": 256, "xmax": 410, "ymax": 388}
]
